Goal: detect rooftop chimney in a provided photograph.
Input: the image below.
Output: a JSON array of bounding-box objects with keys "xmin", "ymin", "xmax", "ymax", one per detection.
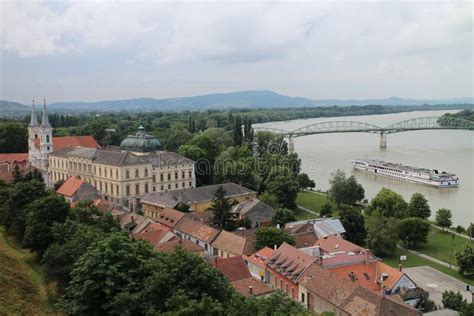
[
  {"xmin": 248, "ymin": 286, "xmax": 253, "ymax": 296},
  {"xmin": 365, "ymin": 249, "xmax": 370, "ymax": 265},
  {"xmin": 274, "ymin": 244, "xmax": 277, "ymax": 251}
]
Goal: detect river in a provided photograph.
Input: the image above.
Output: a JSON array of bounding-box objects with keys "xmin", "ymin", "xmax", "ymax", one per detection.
[{"xmin": 255, "ymin": 110, "xmax": 473, "ymax": 227}]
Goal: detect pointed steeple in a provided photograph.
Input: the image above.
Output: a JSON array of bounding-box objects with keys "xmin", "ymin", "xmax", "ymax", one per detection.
[
  {"xmin": 41, "ymin": 97, "xmax": 51, "ymax": 127},
  {"xmin": 29, "ymin": 98, "xmax": 39, "ymax": 127}
]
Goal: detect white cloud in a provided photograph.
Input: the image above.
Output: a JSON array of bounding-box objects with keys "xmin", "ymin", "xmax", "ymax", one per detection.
[{"xmin": 0, "ymin": 0, "xmax": 472, "ymax": 101}]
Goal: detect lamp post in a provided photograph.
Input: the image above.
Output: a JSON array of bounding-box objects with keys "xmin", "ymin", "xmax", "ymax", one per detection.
[{"xmin": 465, "ymin": 284, "xmax": 473, "ymax": 303}]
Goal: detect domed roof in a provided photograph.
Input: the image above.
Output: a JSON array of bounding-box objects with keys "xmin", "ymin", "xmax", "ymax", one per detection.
[{"xmin": 120, "ymin": 125, "xmax": 162, "ymax": 153}]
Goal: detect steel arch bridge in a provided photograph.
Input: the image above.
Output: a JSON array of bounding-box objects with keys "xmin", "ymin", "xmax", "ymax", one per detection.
[{"xmin": 254, "ymin": 116, "xmax": 474, "ymax": 151}]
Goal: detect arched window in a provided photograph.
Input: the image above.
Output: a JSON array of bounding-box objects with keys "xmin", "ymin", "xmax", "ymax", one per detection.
[
  {"xmin": 126, "ymin": 185, "xmax": 130, "ymax": 196},
  {"xmin": 46, "ymin": 135, "xmax": 50, "ymax": 143},
  {"xmin": 135, "ymin": 169, "xmax": 139, "ymax": 178},
  {"xmin": 145, "ymin": 169, "xmax": 148, "ymax": 177},
  {"xmin": 145, "ymin": 183, "xmax": 149, "ymax": 194},
  {"xmin": 135, "ymin": 184, "xmax": 140, "ymax": 194},
  {"xmin": 126, "ymin": 170, "xmax": 130, "ymax": 179}
]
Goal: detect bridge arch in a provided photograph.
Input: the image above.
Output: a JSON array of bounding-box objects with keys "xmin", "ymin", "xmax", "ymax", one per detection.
[{"xmin": 290, "ymin": 120, "xmax": 382, "ymax": 137}]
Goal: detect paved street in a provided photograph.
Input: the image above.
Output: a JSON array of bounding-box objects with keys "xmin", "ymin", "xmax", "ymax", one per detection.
[{"xmin": 404, "ymin": 266, "xmax": 473, "ymax": 307}]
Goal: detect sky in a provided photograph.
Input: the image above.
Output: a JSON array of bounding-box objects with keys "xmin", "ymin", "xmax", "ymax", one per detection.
[{"xmin": 0, "ymin": 0, "xmax": 472, "ymax": 104}]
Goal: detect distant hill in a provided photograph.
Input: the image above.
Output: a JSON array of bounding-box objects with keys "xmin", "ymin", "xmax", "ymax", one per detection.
[
  {"xmin": 3, "ymin": 91, "xmax": 474, "ymax": 113},
  {"xmin": 0, "ymin": 100, "xmax": 30, "ymax": 116}
]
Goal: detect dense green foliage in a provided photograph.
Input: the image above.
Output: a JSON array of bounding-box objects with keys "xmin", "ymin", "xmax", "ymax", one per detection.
[
  {"xmin": 0, "ymin": 122, "xmax": 28, "ymax": 153},
  {"xmin": 366, "ymin": 216, "xmax": 399, "ymax": 256},
  {"xmin": 398, "ymin": 217, "xmax": 431, "ymax": 249},
  {"xmin": 408, "ymin": 193, "xmax": 431, "ymax": 219},
  {"xmin": 209, "ymin": 185, "xmax": 238, "ymax": 230},
  {"xmin": 339, "ymin": 208, "xmax": 366, "ymax": 246},
  {"xmin": 435, "ymin": 208, "xmax": 453, "ymax": 230},
  {"xmin": 439, "ymin": 109, "xmax": 474, "ymax": 124},
  {"xmin": 367, "ymin": 188, "xmax": 408, "ymax": 218},
  {"xmin": 272, "ymin": 208, "xmax": 297, "ymax": 227},
  {"xmin": 455, "ymin": 245, "xmax": 474, "ymax": 279},
  {"xmin": 255, "ymin": 226, "xmax": 295, "ymax": 250},
  {"xmin": 442, "ymin": 290, "xmax": 467, "ymax": 311},
  {"xmin": 328, "ymin": 170, "xmax": 364, "ymax": 207}
]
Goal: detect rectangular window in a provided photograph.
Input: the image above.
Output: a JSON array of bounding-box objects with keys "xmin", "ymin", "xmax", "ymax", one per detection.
[
  {"xmin": 152, "ymin": 175, "xmax": 156, "ymax": 182},
  {"xmin": 161, "ymin": 185, "xmax": 164, "ymax": 190},
  {"xmin": 116, "ymin": 170, "xmax": 118, "ymax": 179},
  {"xmin": 145, "ymin": 183, "xmax": 149, "ymax": 194},
  {"xmin": 182, "ymin": 171, "xmax": 185, "ymax": 179},
  {"xmin": 175, "ymin": 172, "xmax": 178, "ymax": 179},
  {"xmin": 135, "ymin": 184, "xmax": 140, "ymax": 194},
  {"xmin": 175, "ymin": 183, "xmax": 178, "ymax": 189},
  {"xmin": 160, "ymin": 174, "xmax": 164, "ymax": 181},
  {"xmin": 301, "ymin": 293, "xmax": 305, "ymax": 303},
  {"xmin": 167, "ymin": 173, "xmax": 171, "ymax": 180}
]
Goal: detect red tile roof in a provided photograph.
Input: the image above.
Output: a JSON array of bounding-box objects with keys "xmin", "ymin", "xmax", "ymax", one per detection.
[
  {"xmin": 0, "ymin": 153, "xmax": 29, "ymax": 163},
  {"xmin": 213, "ymin": 256, "xmax": 252, "ymax": 282},
  {"xmin": 175, "ymin": 218, "xmax": 221, "ymax": 244},
  {"xmin": 244, "ymin": 247, "xmax": 275, "ymax": 270},
  {"xmin": 231, "ymin": 278, "xmax": 275, "ymax": 297},
  {"xmin": 154, "ymin": 239, "xmax": 204, "ymax": 254},
  {"xmin": 132, "ymin": 225, "xmax": 173, "ymax": 245},
  {"xmin": 315, "ymin": 235, "xmax": 362, "ymax": 253},
  {"xmin": 211, "ymin": 230, "xmax": 256, "ymax": 256},
  {"xmin": 153, "ymin": 208, "xmax": 186, "ymax": 228},
  {"xmin": 34, "ymin": 135, "xmax": 99, "ymax": 150},
  {"xmin": 56, "ymin": 177, "xmax": 85, "ymax": 197},
  {"xmin": 267, "ymin": 242, "xmax": 315, "ymax": 282},
  {"xmin": 299, "ymin": 263, "xmax": 421, "ymax": 316},
  {"xmin": 328, "ymin": 261, "xmax": 405, "ymax": 293}
]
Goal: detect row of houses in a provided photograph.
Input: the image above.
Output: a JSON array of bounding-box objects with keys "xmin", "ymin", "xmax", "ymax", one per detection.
[{"xmin": 55, "ymin": 176, "xmax": 425, "ymax": 315}]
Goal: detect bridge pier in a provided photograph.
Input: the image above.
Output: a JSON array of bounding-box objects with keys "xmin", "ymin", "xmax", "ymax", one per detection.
[
  {"xmin": 379, "ymin": 132, "xmax": 387, "ymax": 149},
  {"xmin": 288, "ymin": 135, "xmax": 294, "ymax": 154}
]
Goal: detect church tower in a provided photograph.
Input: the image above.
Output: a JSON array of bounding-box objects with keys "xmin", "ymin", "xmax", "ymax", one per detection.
[
  {"xmin": 39, "ymin": 98, "xmax": 53, "ymax": 171},
  {"xmin": 28, "ymin": 98, "xmax": 53, "ymax": 172},
  {"xmin": 28, "ymin": 98, "xmax": 42, "ymax": 168}
]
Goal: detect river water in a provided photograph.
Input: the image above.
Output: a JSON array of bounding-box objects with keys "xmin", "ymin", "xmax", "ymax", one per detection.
[{"xmin": 255, "ymin": 110, "xmax": 474, "ymax": 227}]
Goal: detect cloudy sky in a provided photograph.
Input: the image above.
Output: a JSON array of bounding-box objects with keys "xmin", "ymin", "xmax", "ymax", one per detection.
[{"xmin": 0, "ymin": 1, "xmax": 472, "ymax": 104}]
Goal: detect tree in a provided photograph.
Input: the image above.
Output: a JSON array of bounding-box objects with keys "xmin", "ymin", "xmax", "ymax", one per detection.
[
  {"xmin": 60, "ymin": 233, "xmax": 157, "ymax": 315},
  {"xmin": 320, "ymin": 202, "xmax": 333, "ymax": 218},
  {"xmin": 265, "ymin": 175, "xmax": 299, "ymax": 209},
  {"xmin": 328, "ymin": 170, "xmax": 364, "ymax": 207},
  {"xmin": 209, "ymin": 186, "xmax": 237, "ymax": 230},
  {"xmin": 408, "ymin": 193, "xmax": 431, "ymax": 219},
  {"xmin": 0, "ymin": 122, "xmax": 28, "ymax": 153},
  {"xmin": 272, "ymin": 208, "xmax": 296, "ymax": 227},
  {"xmin": 24, "ymin": 168, "xmax": 44, "ymax": 183},
  {"xmin": 0, "ymin": 180, "xmax": 47, "ymax": 241},
  {"xmin": 163, "ymin": 126, "xmax": 192, "ymax": 151},
  {"xmin": 12, "ymin": 165, "xmax": 23, "ymax": 183},
  {"xmin": 366, "ymin": 216, "xmax": 399, "ymax": 256},
  {"xmin": 455, "ymin": 245, "xmax": 474, "ymax": 279},
  {"xmin": 255, "ymin": 227, "xmax": 295, "ymax": 250},
  {"xmin": 243, "ymin": 116, "xmax": 254, "ymax": 148},
  {"xmin": 435, "ymin": 208, "xmax": 452, "ymax": 231},
  {"xmin": 233, "ymin": 115, "xmax": 243, "ymax": 146},
  {"xmin": 42, "ymin": 221, "xmax": 104, "ymax": 292},
  {"xmin": 469, "ymin": 223, "xmax": 474, "ymax": 238},
  {"xmin": 442, "ymin": 290, "xmax": 466, "ymax": 311},
  {"xmin": 23, "ymin": 193, "xmax": 70, "ymax": 256},
  {"xmin": 367, "ymin": 188, "xmax": 408, "ymax": 218},
  {"xmin": 297, "ymin": 173, "xmax": 315, "ymax": 191},
  {"xmin": 461, "ymin": 302, "xmax": 474, "ymax": 316},
  {"xmin": 240, "ymin": 291, "xmax": 311, "ymax": 315},
  {"xmin": 339, "ymin": 208, "xmax": 366, "ymax": 246},
  {"xmin": 398, "ymin": 217, "xmax": 431, "ymax": 249}
]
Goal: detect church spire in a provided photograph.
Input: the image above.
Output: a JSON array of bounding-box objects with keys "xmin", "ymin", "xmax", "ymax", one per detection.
[
  {"xmin": 41, "ymin": 97, "xmax": 51, "ymax": 127},
  {"xmin": 29, "ymin": 98, "xmax": 39, "ymax": 127}
]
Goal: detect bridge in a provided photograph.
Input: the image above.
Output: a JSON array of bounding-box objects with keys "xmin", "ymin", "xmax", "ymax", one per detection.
[{"xmin": 254, "ymin": 116, "xmax": 474, "ymax": 151}]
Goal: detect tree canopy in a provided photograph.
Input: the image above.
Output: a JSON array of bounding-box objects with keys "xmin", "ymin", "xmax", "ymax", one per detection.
[
  {"xmin": 255, "ymin": 227, "xmax": 295, "ymax": 250},
  {"xmin": 367, "ymin": 188, "xmax": 408, "ymax": 218},
  {"xmin": 408, "ymin": 193, "xmax": 431, "ymax": 219},
  {"xmin": 328, "ymin": 170, "xmax": 364, "ymax": 207}
]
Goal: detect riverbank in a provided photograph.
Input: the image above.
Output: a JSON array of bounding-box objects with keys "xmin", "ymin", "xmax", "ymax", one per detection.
[
  {"xmin": 295, "ymin": 190, "xmax": 473, "ymax": 284},
  {"xmin": 0, "ymin": 227, "xmax": 61, "ymax": 315}
]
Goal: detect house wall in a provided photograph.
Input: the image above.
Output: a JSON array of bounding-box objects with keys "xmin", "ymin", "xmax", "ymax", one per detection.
[
  {"xmin": 391, "ymin": 275, "xmax": 417, "ymax": 294},
  {"xmin": 212, "ymin": 248, "xmax": 236, "ymax": 259},
  {"xmin": 298, "ymin": 284, "xmax": 349, "ymax": 316},
  {"xmin": 268, "ymin": 268, "xmax": 299, "ymax": 300},
  {"xmin": 49, "ymin": 155, "xmax": 195, "ymax": 210},
  {"xmin": 174, "ymin": 231, "xmax": 213, "ymax": 257},
  {"xmin": 246, "ymin": 262, "xmax": 267, "ymax": 282}
]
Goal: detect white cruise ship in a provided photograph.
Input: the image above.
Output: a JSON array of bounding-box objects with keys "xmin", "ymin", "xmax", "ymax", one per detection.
[{"xmin": 352, "ymin": 159, "xmax": 459, "ymax": 187}]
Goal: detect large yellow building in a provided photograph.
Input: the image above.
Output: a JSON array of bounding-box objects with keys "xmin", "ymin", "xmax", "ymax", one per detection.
[{"xmin": 48, "ymin": 126, "xmax": 195, "ymax": 210}]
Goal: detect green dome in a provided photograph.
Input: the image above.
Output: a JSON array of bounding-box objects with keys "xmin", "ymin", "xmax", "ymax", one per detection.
[{"xmin": 120, "ymin": 125, "xmax": 162, "ymax": 152}]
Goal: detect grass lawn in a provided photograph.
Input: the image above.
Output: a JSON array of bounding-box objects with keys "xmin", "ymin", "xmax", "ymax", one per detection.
[
  {"xmin": 0, "ymin": 227, "xmax": 61, "ymax": 315},
  {"xmin": 381, "ymin": 247, "xmax": 473, "ymax": 285},
  {"xmin": 294, "ymin": 208, "xmax": 318, "ymax": 221},
  {"xmin": 417, "ymin": 227, "xmax": 474, "ymax": 265},
  {"xmin": 296, "ymin": 191, "xmax": 333, "ymax": 213}
]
